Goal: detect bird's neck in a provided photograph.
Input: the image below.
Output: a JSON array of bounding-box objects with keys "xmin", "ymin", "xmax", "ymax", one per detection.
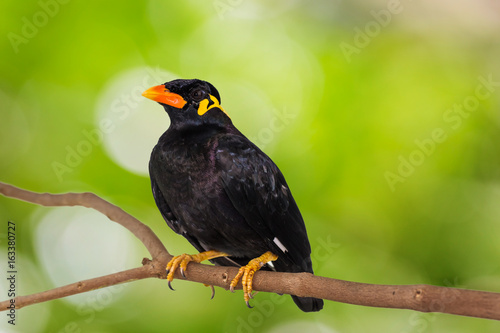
[{"xmin": 160, "ymin": 122, "xmax": 232, "ymax": 146}]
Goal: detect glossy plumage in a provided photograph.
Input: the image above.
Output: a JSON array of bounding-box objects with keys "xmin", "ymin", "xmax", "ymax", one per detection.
[{"xmin": 147, "ymin": 79, "xmax": 323, "ymax": 312}]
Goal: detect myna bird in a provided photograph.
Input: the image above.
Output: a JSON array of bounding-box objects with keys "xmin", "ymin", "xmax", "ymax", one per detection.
[{"xmin": 143, "ymin": 79, "xmax": 323, "ymax": 312}]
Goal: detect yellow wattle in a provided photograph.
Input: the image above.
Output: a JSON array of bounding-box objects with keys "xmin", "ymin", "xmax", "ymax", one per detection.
[{"xmin": 197, "ymin": 95, "xmax": 230, "ymax": 118}]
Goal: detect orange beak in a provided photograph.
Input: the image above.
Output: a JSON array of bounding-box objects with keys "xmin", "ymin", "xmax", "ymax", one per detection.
[{"xmin": 142, "ymin": 85, "xmax": 187, "ymax": 108}]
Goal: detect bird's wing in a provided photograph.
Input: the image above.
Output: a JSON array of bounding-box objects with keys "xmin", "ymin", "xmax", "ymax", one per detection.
[
  {"xmin": 150, "ymin": 175, "xmax": 178, "ymax": 232},
  {"xmin": 215, "ymin": 134, "xmax": 313, "ymax": 273},
  {"xmin": 150, "ymin": 173, "xmax": 210, "ymax": 254}
]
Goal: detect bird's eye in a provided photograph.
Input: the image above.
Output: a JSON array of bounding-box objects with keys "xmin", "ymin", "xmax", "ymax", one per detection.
[{"xmin": 190, "ymin": 89, "xmax": 205, "ymax": 102}]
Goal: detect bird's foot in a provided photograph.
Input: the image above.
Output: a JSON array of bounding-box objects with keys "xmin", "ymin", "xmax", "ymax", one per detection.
[
  {"xmin": 229, "ymin": 251, "xmax": 278, "ymax": 308},
  {"xmin": 166, "ymin": 250, "xmax": 228, "ymax": 290}
]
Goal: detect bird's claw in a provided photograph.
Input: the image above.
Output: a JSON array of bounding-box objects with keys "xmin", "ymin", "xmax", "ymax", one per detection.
[
  {"xmin": 165, "ymin": 251, "xmax": 228, "ymax": 292},
  {"xmin": 202, "ymin": 283, "xmax": 216, "ymax": 299},
  {"xmin": 165, "ymin": 253, "xmax": 196, "ymax": 290},
  {"xmin": 229, "ymin": 251, "xmax": 278, "ymax": 309},
  {"xmin": 209, "ymin": 285, "xmax": 215, "ymax": 299},
  {"xmin": 180, "ymin": 267, "xmax": 186, "ymax": 279}
]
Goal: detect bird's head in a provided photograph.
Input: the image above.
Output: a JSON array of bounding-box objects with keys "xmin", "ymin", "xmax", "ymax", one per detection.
[{"xmin": 142, "ymin": 79, "xmax": 230, "ymax": 128}]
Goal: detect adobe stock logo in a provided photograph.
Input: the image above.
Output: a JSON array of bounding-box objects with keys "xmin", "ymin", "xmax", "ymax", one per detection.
[
  {"xmin": 339, "ymin": 0, "xmax": 412, "ymax": 63},
  {"xmin": 385, "ymin": 74, "xmax": 500, "ymax": 192},
  {"xmin": 235, "ymin": 235, "xmax": 340, "ymax": 333},
  {"xmin": 57, "ymin": 271, "xmax": 126, "ymax": 333},
  {"xmin": 213, "ymin": 0, "xmax": 243, "ymax": 19},
  {"xmin": 51, "ymin": 67, "xmax": 166, "ymax": 182},
  {"xmin": 247, "ymin": 106, "xmax": 297, "ymax": 150},
  {"xmin": 401, "ymin": 278, "xmax": 461, "ymax": 333},
  {"xmin": 7, "ymin": 0, "xmax": 71, "ymax": 54}
]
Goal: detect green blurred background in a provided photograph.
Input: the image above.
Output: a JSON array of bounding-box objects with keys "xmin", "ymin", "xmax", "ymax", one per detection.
[{"xmin": 1, "ymin": 1, "xmax": 500, "ymax": 332}]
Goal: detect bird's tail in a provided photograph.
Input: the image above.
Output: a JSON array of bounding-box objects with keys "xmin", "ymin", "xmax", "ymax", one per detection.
[
  {"xmin": 273, "ymin": 255, "xmax": 324, "ymax": 312},
  {"xmin": 291, "ymin": 295, "xmax": 324, "ymax": 312}
]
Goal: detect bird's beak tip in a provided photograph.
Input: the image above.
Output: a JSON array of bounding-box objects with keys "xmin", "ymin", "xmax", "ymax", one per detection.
[{"xmin": 142, "ymin": 85, "xmax": 187, "ymax": 109}]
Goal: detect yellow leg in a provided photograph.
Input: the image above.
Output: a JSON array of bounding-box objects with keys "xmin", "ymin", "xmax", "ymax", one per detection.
[
  {"xmin": 166, "ymin": 250, "xmax": 228, "ymax": 290},
  {"xmin": 229, "ymin": 251, "xmax": 278, "ymax": 308}
]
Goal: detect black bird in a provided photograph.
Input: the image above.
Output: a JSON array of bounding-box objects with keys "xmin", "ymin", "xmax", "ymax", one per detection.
[{"xmin": 143, "ymin": 79, "xmax": 323, "ymax": 312}]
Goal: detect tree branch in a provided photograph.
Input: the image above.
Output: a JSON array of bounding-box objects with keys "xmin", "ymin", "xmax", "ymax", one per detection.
[
  {"xmin": 1, "ymin": 182, "xmax": 499, "ymax": 320},
  {"xmin": 0, "ymin": 182, "xmax": 167, "ymax": 259}
]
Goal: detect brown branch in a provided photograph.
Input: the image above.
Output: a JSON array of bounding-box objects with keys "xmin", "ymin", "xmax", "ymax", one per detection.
[
  {"xmin": 1, "ymin": 182, "xmax": 499, "ymax": 320},
  {"xmin": 1, "ymin": 266, "xmax": 153, "ymax": 310},
  {"xmin": 0, "ymin": 182, "xmax": 167, "ymax": 259}
]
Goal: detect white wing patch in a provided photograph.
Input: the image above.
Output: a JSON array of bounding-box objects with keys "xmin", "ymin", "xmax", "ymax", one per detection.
[{"xmin": 273, "ymin": 237, "xmax": 288, "ymax": 253}]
